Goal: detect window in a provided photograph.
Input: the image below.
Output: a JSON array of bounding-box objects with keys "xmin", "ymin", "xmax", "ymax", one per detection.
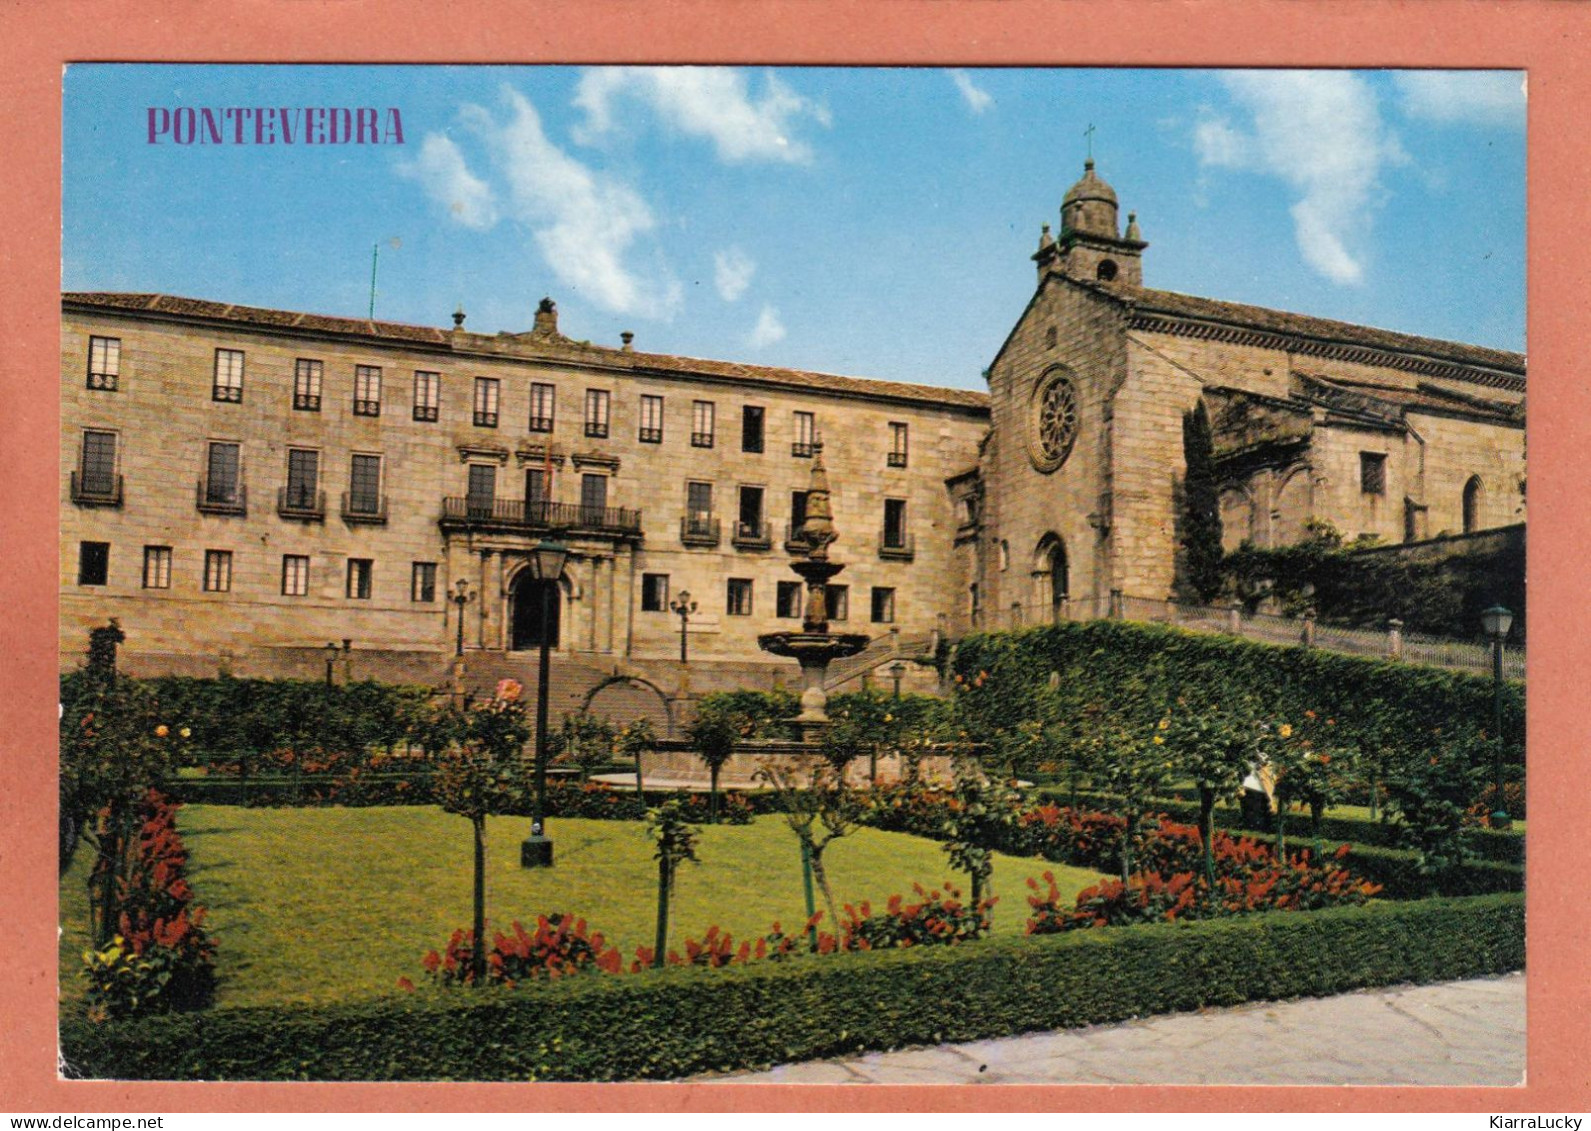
[
  {"xmin": 347, "ymin": 558, "xmax": 373, "ymax": 599},
  {"xmin": 584, "ymin": 389, "xmax": 611, "ymax": 438},
  {"xmin": 213, "ymin": 349, "xmax": 244, "ymax": 402},
  {"xmin": 871, "ymin": 587, "xmax": 896, "ymax": 624},
  {"xmin": 825, "ymin": 584, "xmax": 849, "ymax": 622},
  {"xmin": 473, "ymin": 377, "xmax": 500, "ymax": 427},
  {"xmin": 348, "ymin": 454, "xmax": 383, "ymax": 516},
  {"xmin": 529, "ymin": 383, "xmax": 556, "ymax": 432},
  {"xmin": 285, "ymin": 448, "xmax": 319, "ymax": 510},
  {"xmin": 642, "ymin": 572, "xmax": 670, "ymax": 612},
  {"xmin": 742, "ymin": 405, "xmax": 765, "ymax": 453},
  {"xmin": 792, "ymin": 411, "xmax": 816, "ymax": 457},
  {"xmin": 142, "ymin": 546, "xmax": 171, "ymax": 590},
  {"xmin": 969, "ymin": 582, "xmax": 981, "ymax": 623},
  {"xmin": 888, "ymin": 422, "xmax": 909, "ymax": 468},
  {"xmin": 294, "ymin": 359, "xmax": 323, "ymax": 411},
  {"xmin": 727, "ymin": 578, "xmax": 754, "ymax": 616},
  {"xmin": 78, "ymin": 541, "xmax": 109, "ymax": 586},
  {"xmin": 1360, "ymin": 452, "xmax": 1387, "ymax": 496},
  {"xmin": 79, "ymin": 430, "xmax": 118, "ymax": 498},
  {"xmin": 282, "ymin": 554, "xmax": 309, "ymax": 597},
  {"xmin": 353, "ymin": 365, "xmax": 382, "ymax": 416},
  {"xmin": 1462, "ymin": 476, "xmax": 1483, "ymax": 534},
  {"xmin": 525, "ymin": 468, "xmax": 547, "ymax": 506},
  {"xmin": 683, "ymin": 481, "xmax": 715, "ymax": 541},
  {"xmin": 466, "ymin": 464, "xmax": 497, "ymax": 515},
  {"xmin": 692, "ymin": 401, "xmax": 715, "ymax": 448},
  {"xmin": 883, "ymin": 498, "xmax": 908, "ymax": 548},
  {"xmin": 413, "ymin": 371, "xmax": 440, "ymax": 422},
  {"xmin": 777, "ymin": 580, "xmax": 803, "ymax": 619},
  {"xmin": 412, "ymin": 562, "xmax": 437, "ymax": 603},
  {"xmin": 204, "ymin": 441, "xmax": 243, "ymax": 508},
  {"xmin": 203, "ymin": 549, "xmax": 232, "ymax": 593},
  {"xmin": 737, "ymin": 485, "xmax": 766, "ymax": 541},
  {"xmin": 580, "ymin": 473, "xmax": 608, "ymax": 522},
  {"xmin": 790, "ymin": 490, "xmax": 809, "ymax": 532},
  {"xmin": 639, "ymin": 394, "xmax": 664, "ymax": 443},
  {"xmin": 87, "ymin": 336, "xmax": 120, "ymax": 391}
]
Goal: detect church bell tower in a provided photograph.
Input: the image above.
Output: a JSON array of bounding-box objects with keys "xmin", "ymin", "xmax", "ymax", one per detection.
[{"xmin": 1033, "ymin": 158, "xmax": 1147, "ymax": 286}]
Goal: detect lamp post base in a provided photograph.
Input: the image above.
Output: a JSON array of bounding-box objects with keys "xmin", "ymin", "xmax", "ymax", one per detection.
[{"xmin": 521, "ymin": 835, "xmax": 554, "ymax": 868}]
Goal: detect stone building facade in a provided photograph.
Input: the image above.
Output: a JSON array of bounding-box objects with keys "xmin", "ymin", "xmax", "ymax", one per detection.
[
  {"xmin": 60, "ymin": 160, "xmax": 1526, "ymax": 680},
  {"xmin": 971, "ymin": 160, "xmax": 1525, "ymax": 629},
  {"xmin": 60, "ymin": 293, "xmax": 987, "ymax": 682}
]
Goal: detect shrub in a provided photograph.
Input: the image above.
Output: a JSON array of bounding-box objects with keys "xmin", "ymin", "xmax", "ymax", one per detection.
[
  {"xmin": 60, "ymin": 893, "xmax": 1524, "ymax": 1081},
  {"xmin": 829, "ymin": 884, "xmax": 994, "ymax": 952},
  {"xmin": 420, "ymin": 915, "xmax": 624, "ymax": 987}
]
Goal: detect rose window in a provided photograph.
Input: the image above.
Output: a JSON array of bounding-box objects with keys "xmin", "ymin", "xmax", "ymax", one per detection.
[{"xmin": 1029, "ymin": 371, "xmax": 1079, "ymax": 472}]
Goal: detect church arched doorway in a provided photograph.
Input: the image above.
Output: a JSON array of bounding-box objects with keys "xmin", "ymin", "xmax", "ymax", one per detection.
[
  {"xmin": 510, "ymin": 570, "xmax": 561, "ymax": 651},
  {"xmin": 1033, "ymin": 533, "xmax": 1069, "ymax": 622}
]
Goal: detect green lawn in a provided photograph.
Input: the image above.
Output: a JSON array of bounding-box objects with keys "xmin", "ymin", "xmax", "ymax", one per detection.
[{"xmin": 60, "ymin": 805, "xmax": 1107, "ymax": 1010}]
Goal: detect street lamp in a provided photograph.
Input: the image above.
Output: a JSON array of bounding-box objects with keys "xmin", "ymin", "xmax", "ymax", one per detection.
[
  {"xmin": 522, "ymin": 539, "xmax": 569, "ymax": 868},
  {"xmin": 324, "ymin": 641, "xmax": 340, "ymax": 687},
  {"xmin": 888, "ymin": 660, "xmax": 907, "ymax": 700},
  {"xmin": 1481, "ymin": 605, "xmax": 1514, "ymax": 830},
  {"xmin": 670, "ymin": 590, "xmax": 698, "ymax": 664},
  {"xmin": 452, "ymin": 578, "xmax": 475, "ymax": 657}
]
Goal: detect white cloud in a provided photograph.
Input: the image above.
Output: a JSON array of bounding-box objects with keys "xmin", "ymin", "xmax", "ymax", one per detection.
[
  {"xmin": 950, "ymin": 69, "xmax": 993, "ymax": 114},
  {"xmin": 415, "ymin": 87, "xmax": 680, "ymax": 320},
  {"xmin": 1194, "ymin": 71, "xmax": 1402, "ymax": 285},
  {"xmin": 399, "ymin": 134, "xmax": 498, "ymax": 230},
  {"xmin": 1393, "ymin": 71, "xmax": 1525, "ymax": 129},
  {"xmin": 573, "ymin": 66, "xmax": 829, "ymax": 163},
  {"xmin": 748, "ymin": 304, "xmax": 786, "ymax": 348},
  {"xmin": 713, "ymin": 247, "xmax": 756, "ymax": 302}
]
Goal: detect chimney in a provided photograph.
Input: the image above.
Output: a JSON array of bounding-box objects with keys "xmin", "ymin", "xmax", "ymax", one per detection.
[
  {"xmin": 534, "ymin": 296, "xmax": 558, "ymax": 336},
  {"xmin": 620, "ymin": 331, "xmax": 634, "ymax": 352}
]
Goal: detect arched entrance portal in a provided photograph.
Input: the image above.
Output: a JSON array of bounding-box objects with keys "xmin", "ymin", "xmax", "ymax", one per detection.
[
  {"xmin": 1033, "ymin": 533, "xmax": 1069, "ymax": 623},
  {"xmin": 510, "ymin": 571, "xmax": 561, "ymax": 651}
]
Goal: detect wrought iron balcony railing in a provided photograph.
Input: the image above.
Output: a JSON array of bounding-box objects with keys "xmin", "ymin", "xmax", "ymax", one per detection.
[
  {"xmin": 439, "ymin": 497, "xmax": 643, "ymax": 537},
  {"xmin": 878, "ymin": 529, "xmax": 915, "ymax": 561},
  {"xmin": 70, "ymin": 471, "xmax": 122, "ymax": 508},
  {"xmin": 341, "ymin": 492, "xmax": 389, "ymax": 524},
  {"xmin": 196, "ymin": 479, "xmax": 247, "ymax": 516},
  {"xmin": 277, "ymin": 486, "xmax": 326, "ymax": 521},
  {"xmin": 732, "ymin": 519, "xmax": 773, "ymax": 550},
  {"xmin": 680, "ymin": 514, "xmax": 720, "ymax": 547}
]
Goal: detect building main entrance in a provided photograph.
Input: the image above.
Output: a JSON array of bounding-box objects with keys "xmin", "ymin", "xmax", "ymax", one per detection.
[{"xmin": 510, "ymin": 574, "xmax": 561, "ymax": 651}]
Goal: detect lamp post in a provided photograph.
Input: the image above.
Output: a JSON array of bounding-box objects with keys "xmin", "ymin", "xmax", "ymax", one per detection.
[
  {"xmin": 452, "ymin": 579, "xmax": 474, "ymax": 657},
  {"xmin": 1481, "ymin": 605, "xmax": 1514, "ymax": 831},
  {"xmin": 670, "ymin": 590, "xmax": 697, "ymax": 664},
  {"xmin": 324, "ymin": 641, "xmax": 340, "ymax": 687},
  {"xmin": 888, "ymin": 660, "xmax": 907, "ymax": 700},
  {"xmin": 522, "ymin": 538, "xmax": 569, "ymax": 868}
]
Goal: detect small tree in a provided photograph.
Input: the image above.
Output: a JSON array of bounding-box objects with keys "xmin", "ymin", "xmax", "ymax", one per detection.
[
  {"xmin": 1384, "ymin": 732, "xmax": 1488, "ymax": 888},
  {"xmin": 1159, "ymin": 699, "xmax": 1260, "ymax": 886},
  {"xmin": 757, "ymin": 758, "xmax": 863, "ymax": 940},
  {"xmin": 940, "ymin": 754, "xmax": 1019, "ymax": 911},
  {"xmin": 432, "ymin": 679, "xmax": 530, "ymax": 985},
  {"xmin": 645, "ymin": 798, "xmax": 700, "ymax": 967},
  {"xmin": 553, "ymin": 712, "xmax": 616, "ymax": 783},
  {"xmin": 1086, "ymin": 713, "xmax": 1172, "ymax": 884},
  {"xmin": 1181, "ymin": 401, "xmax": 1225, "ymax": 602},
  {"xmin": 686, "ymin": 706, "xmax": 742, "ymax": 823},
  {"xmin": 615, "ymin": 717, "xmax": 657, "ymax": 804}
]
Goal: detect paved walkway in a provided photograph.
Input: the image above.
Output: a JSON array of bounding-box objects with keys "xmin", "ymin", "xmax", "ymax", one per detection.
[{"xmin": 702, "ymin": 974, "xmax": 1525, "ymax": 1086}]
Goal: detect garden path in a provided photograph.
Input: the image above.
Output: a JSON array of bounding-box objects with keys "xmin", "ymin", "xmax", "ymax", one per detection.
[{"xmin": 696, "ymin": 973, "xmax": 1524, "ymax": 1086}]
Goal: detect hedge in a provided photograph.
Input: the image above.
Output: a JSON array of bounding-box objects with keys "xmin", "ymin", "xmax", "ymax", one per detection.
[
  {"xmin": 60, "ymin": 892, "xmax": 1522, "ymax": 1081},
  {"xmin": 950, "ymin": 620, "xmax": 1523, "ymax": 765},
  {"xmin": 1037, "ymin": 787, "xmax": 1526, "ymax": 867}
]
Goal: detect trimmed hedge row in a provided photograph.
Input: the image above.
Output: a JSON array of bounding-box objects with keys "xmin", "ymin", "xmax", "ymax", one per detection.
[
  {"xmin": 951, "ymin": 620, "xmax": 1524, "ymax": 763},
  {"xmin": 1038, "ymin": 787, "xmax": 1526, "ymax": 867},
  {"xmin": 60, "ymin": 892, "xmax": 1523, "ymax": 1082}
]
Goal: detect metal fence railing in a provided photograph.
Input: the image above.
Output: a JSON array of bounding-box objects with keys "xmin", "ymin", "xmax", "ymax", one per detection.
[{"xmin": 983, "ymin": 594, "xmax": 1523, "ymax": 680}]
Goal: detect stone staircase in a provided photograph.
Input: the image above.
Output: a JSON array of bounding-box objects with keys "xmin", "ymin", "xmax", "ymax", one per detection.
[
  {"xmin": 821, "ymin": 628, "xmax": 938, "ymax": 692},
  {"xmin": 461, "ymin": 651, "xmax": 614, "ymax": 729}
]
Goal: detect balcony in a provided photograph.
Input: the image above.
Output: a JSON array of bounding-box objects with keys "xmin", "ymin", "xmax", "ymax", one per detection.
[
  {"xmin": 277, "ymin": 486, "xmax": 326, "ymax": 521},
  {"xmin": 680, "ymin": 514, "xmax": 721, "ymax": 547},
  {"xmin": 691, "ymin": 432, "xmax": 714, "ymax": 449},
  {"xmin": 413, "ymin": 404, "xmax": 439, "ymax": 423},
  {"xmin": 70, "ymin": 471, "xmax": 122, "ymax": 508},
  {"xmin": 439, "ymin": 497, "xmax": 643, "ymax": 538},
  {"xmin": 528, "ymin": 416, "xmax": 554, "ymax": 433},
  {"xmin": 585, "ymin": 422, "xmax": 609, "ymax": 439},
  {"xmin": 87, "ymin": 371, "xmax": 118, "ymax": 392},
  {"xmin": 791, "ymin": 441, "xmax": 815, "ymax": 458},
  {"xmin": 341, "ymin": 492, "xmax": 389, "ymax": 525},
  {"xmin": 294, "ymin": 392, "xmax": 321, "ymax": 411},
  {"xmin": 784, "ymin": 521, "xmax": 811, "ymax": 555},
  {"xmin": 887, "ymin": 450, "xmax": 908, "ymax": 469},
  {"xmin": 212, "ymin": 384, "xmax": 242, "ymax": 403},
  {"xmin": 878, "ymin": 530, "xmax": 915, "ymax": 561},
  {"xmin": 353, "ymin": 399, "xmax": 381, "ymax": 417},
  {"xmin": 732, "ymin": 519, "xmax": 772, "ymax": 551},
  {"xmin": 196, "ymin": 480, "xmax": 247, "ymax": 517},
  {"xmin": 473, "ymin": 410, "xmax": 498, "ymax": 428},
  {"xmin": 639, "ymin": 427, "xmax": 663, "ymax": 444}
]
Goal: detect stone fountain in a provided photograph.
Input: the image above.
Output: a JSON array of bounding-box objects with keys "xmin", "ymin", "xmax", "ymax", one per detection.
[{"xmin": 757, "ymin": 441, "xmax": 871, "ymax": 743}]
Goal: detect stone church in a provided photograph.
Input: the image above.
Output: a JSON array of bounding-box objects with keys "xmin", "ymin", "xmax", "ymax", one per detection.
[{"xmin": 59, "ymin": 159, "xmax": 1525, "ymax": 685}]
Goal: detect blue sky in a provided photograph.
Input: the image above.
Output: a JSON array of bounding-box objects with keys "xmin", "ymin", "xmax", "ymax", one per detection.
[{"xmin": 63, "ymin": 66, "xmax": 1525, "ymax": 391}]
